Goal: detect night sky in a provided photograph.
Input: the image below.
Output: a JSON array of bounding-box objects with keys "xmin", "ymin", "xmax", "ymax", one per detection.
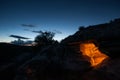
[{"xmin": 0, "ymin": 0, "xmax": 120, "ymax": 42}]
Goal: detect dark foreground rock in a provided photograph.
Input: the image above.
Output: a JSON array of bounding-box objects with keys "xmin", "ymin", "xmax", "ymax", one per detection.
[
  {"xmin": 1, "ymin": 43, "xmax": 120, "ymax": 80},
  {"xmin": 13, "ymin": 44, "xmax": 120, "ymax": 80},
  {"xmin": 82, "ymin": 58, "xmax": 120, "ymax": 80},
  {"xmin": 15, "ymin": 44, "xmax": 91, "ymax": 80}
]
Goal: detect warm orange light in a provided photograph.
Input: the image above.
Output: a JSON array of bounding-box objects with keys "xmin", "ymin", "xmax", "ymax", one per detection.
[{"xmin": 80, "ymin": 42, "xmax": 108, "ymax": 67}]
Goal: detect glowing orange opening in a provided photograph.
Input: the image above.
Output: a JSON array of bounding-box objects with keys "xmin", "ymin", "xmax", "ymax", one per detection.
[{"xmin": 80, "ymin": 42, "xmax": 108, "ymax": 67}]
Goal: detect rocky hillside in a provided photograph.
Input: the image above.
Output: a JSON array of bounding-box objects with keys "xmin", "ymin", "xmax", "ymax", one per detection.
[
  {"xmin": 62, "ymin": 18, "xmax": 120, "ymax": 43},
  {"xmin": 0, "ymin": 18, "xmax": 120, "ymax": 80},
  {"xmin": 61, "ymin": 18, "xmax": 120, "ymax": 58}
]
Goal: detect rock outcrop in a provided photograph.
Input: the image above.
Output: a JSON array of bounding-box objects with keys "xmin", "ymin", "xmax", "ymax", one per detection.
[{"xmin": 61, "ymin": 18, "xmax": 120, "ymax": 58}]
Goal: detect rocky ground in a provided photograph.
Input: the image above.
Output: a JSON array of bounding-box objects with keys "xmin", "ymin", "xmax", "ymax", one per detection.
[{"xmin": 0, "ymin": 18, "xmax": 120, "ymax": 80}]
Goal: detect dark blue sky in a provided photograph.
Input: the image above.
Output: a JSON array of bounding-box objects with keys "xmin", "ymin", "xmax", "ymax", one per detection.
[{"xmin": 0, "ymin": 0, "xmax": 120, "ymax": 42}]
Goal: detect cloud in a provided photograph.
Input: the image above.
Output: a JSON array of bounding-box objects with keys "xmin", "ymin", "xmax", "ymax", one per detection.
[
  {"xmin": 32, "ymin": 30, "xmax": 43, "ymax": 33},
  {"xmin": 53, "ymin": 30, "xmax": 62, "ymax": 34},
  {"xmin": 10, "ymin": 35, "xmax": 30, "ymax": 39},
  {"xmin": 23, "ymin": 29, "xmax": 31, "ymax": 31},
  {"xmin": 23, "ymin": 29, "xmax": 42, "ymax": 33},
  {"xmin": 31, "ymin": 30, "xmax": 62, "ymax": 34},
  {"xmin": 21, "ymin": 24, "xmax": 36, "ymax": 27}
]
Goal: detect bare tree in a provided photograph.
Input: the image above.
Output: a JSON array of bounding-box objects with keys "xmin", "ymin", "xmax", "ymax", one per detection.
[{"xmin": 34, "ymin": 31, "xmax": 56, "ymax": 46}]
